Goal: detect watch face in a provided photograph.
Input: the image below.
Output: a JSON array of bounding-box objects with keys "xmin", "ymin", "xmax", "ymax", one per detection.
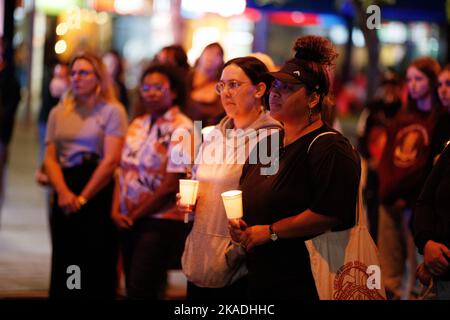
[{"xmin": 270, "ymin": 233, "xmax": 278, "ymax": 241}]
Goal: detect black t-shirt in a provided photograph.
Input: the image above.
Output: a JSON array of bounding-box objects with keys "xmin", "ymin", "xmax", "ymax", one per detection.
[
  {"xmin": 430, "ymin": 112, "xmax": 450, "ymax": 159},
  {"xmin": 413, "ymin": 144, "xmax": 450, "ymax": 280},
  {"xmin": 239, "ymin": 124, "xmax": 361, "ymax": 299}
]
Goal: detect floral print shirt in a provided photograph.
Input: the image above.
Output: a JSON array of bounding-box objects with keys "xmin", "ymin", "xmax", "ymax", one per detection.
[{"xmin": 119, "ymin": 106, "xmax": 193, "ymax": 221}]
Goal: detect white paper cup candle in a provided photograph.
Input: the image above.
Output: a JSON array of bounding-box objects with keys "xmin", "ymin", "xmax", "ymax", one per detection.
[
  {"xmin": 179, "ymin": 179, "xmax": 199, "ymax": 223},
  {"xmin": 221, "ymin": 190, "xmax": 243, "ymax": 220}
]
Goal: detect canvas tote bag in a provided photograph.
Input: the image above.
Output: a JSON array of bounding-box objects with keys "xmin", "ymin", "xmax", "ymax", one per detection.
[{"xmin": 304, "ymin": 132, "xmax": 386, "ymax": 300}]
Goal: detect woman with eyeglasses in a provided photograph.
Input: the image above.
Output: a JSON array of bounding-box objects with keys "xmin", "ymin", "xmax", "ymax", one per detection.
[
  {"xmin": 229, "ymin": 36, "xmax": 361, "ymax": 300},
  {"xmin": 181, "ymin": 56, "xmax": 282, "ymax": 300},
  {"xmin": 44, "ymin": 52, "xmax": 128, "ymax": 299},
  {"xmin": 111, "ymin": 64, "xmax": 194, "ymax": 299}
]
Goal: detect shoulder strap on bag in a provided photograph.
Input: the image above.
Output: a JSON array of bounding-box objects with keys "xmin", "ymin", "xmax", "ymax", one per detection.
[
  {"xmin": 307, "ymin": 130, "xmax": 365, "ymax": 227},
  {"xmin": 444, "ymin": 139, "xmax": 450, "ymax": 151},
  {"xmin": 356, "ymin": 174, "xmax": 364, "ymax": 226},
  {"xmin": 307, "ymin": 131, "xmax": 337, "ymax": 154}
]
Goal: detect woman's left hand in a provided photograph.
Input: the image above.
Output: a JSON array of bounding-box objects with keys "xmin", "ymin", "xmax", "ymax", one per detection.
[
  {"xmin": 58, "ymin": 189, "xmax": 81, "ymax": 215},
  {"xmin": 112, "ymin": 211, "xmax": 133, "ymax": 230},
  {"xmin": 416, "ymin": 263, "xmax": 432, "ymax": 286},
  {"xmin": 228, "ymin": 219, "xmax": 247, "ymax": 244},
  {"xmin": 240, "ymin": 225, "xmax": 271, "ymax": 252},
  {"xmin": 424, "ymin": 240, "xmax": 450, "ymax": 276}
]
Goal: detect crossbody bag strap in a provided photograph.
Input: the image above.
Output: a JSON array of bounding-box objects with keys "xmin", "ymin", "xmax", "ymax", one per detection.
[
  {"xmin": 307, "ymin": 131, "xmax": 337, "ymax": 154},
  {"xmin": 307, "ymin": 131, "xmax": 364, "ymax": 227},
  {"xmin": 356, "ymin": 172, "xmax": 364, "ymax": 226}
]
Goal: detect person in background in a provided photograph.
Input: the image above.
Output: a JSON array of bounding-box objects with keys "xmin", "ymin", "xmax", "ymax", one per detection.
[
  {"xmin": 184, "ymin": 42, "xmax": 225, "ymax": 127},
  {"xmin": 35, "ymin": 61, "xmax": 71, "ymax": 242},
  {"xmin": 413, "ymin": 143, "xmax": 450, "ymax": 300},
  {"xmin": 229, "ymin": 35, "xmax": 360, "ymax": 300},
  {"xmin": 356, "ymin": 68, "xmax": 403, "ymax": 241},
  {"xmin": 103, "ymin": 50, "xmax": 129, "ymax": 113},
  {"xmin": 335, "ymin": 70, "xmax": 367, "ymax": 116},
  {"xmin": 156, "ymin": 44, "xmax": 190, "ymax": 77},
  {"xmin": 111, "ymin": 64, "xmax": 193, "ymax": 299},
  {"xmin": 0, "ymin": 37, "xmax": 21, "ymax": 228},
  {"xmin": 36, "ymin": 61, "xmax": 70, "ymax": 185},
  {"xmin": 429, "ymin": 65, "xmax": 450, "ymax": 160},
  {"xmin": 377, "ymin": 57, "xmax": 442, "ymax": 300},
  {"xmin": 413, "ymin": 65, "xmax": 450, "ymax": 300},
  {"xmin": 44, "ymin": 52, "xmax": 127, "ymax": 299},
  {"xmin": 181, "ymin": 56, "xmax": 282, "ymax": 300}
]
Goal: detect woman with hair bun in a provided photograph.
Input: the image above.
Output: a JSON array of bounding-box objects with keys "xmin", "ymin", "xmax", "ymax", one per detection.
[{"xmin": 229, "ymin": 35, "xmax": 361, "ymax": 299}]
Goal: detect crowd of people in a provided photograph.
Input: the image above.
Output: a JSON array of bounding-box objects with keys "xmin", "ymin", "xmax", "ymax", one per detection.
[
  {"xmin": 1, "ymin": 32, "xmax": 450, "ymax": 300},
  {"xmin": 357, "ymin": 57, "xmax": 450, "ymax": 299}
]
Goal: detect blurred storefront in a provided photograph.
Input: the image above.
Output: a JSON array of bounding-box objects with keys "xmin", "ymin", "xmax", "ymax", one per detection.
[
  {"xmin": 6, "ymin": 0, "xmax": 450, "ymax": 119},
  {"xmin": 12, "ymin": 0, "xmax": 255, "ymax": 117},
  {"xmin": 246, "ymin": 0, "xmax": 448, "ymax": 70},
  {"xmin": 180, "ymin": 0, "xmax": 252, "ymax": 63},
  {"xmin": 14, "ymin": 0, "xmax": 162, "ymax": 117}
]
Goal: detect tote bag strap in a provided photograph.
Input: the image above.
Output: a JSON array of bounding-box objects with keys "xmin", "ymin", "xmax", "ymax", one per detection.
[
  {"xmin": 307, "ymin": 131, "xmax": 365, "ymax": 227},
  {"xmin": 307, "ymin": 131, "xmax": 337, "ymax": 154},
  {"xmin": 356, "ymin": 170, "xmax": 364, "ymax": 226}
]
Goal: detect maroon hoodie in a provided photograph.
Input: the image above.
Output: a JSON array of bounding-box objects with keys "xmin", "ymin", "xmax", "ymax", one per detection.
[{"xmin": 378, "ymin": 110, "xmax": 436, "ymax": 207}]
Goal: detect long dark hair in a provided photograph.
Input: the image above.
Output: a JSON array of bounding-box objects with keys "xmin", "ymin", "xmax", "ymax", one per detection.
[
  {"xmin": 195, "ymin": 42, "xmax": 224, "ymax": 81},
  {"xmin": 406, "ymin": 56, "xmax": 441, "ymax": 113},
  {"xmin": 104, "ymin": 49, "xmax": 125, "ymax": 82},
  {"xmin": 158, "ymin": 45, "xmax": 190, "ymax": 71}
]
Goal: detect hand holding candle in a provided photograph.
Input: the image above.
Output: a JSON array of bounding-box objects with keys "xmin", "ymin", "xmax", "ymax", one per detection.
[
  {"xmin": 179, "ymin": 179, "xmax": 199, "ymax": 223},
  {"xmin": 221, "ymin": 190, "xmax": 243, "ymax": 220}
]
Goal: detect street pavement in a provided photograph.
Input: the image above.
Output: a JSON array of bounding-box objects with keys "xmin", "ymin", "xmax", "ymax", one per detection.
[{"xmin": 0, "ymin": 119, "xmax": 186, "ymax": 299}]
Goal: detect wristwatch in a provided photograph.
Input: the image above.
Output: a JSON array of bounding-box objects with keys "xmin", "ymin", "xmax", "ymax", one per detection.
[
  {"xmin": 78, "ymin": 195, "xmax": 87, "ymax": 206},
  {"xmin": 269, "ymin": 224, "xmax": 278, "ymax": 241}
]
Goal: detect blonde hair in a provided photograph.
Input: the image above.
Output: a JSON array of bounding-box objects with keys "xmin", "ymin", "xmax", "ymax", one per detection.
[{"xmin": 60, "ymin": 51, "xmax": 120, "ymax": 111}]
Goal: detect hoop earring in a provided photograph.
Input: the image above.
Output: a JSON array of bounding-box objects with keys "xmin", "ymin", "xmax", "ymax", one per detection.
[
  {"xmin": 308, "ymin": 108, "xmax": 313, "ymax": 124},
  {"xmin": 95, "ymin": 84, "xmax": 101, "ymax": 97}
]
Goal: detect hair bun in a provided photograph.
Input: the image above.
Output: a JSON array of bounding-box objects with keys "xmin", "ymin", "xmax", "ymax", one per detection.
[{"xmin": 293, "ymin": 35, "xmax": 338, "ymax": 66}]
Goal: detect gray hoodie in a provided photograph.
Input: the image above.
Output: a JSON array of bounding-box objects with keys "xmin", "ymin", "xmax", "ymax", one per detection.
[{"xmin": 182, "ymin": 109, "xmax": 282, "ymax": 288}]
